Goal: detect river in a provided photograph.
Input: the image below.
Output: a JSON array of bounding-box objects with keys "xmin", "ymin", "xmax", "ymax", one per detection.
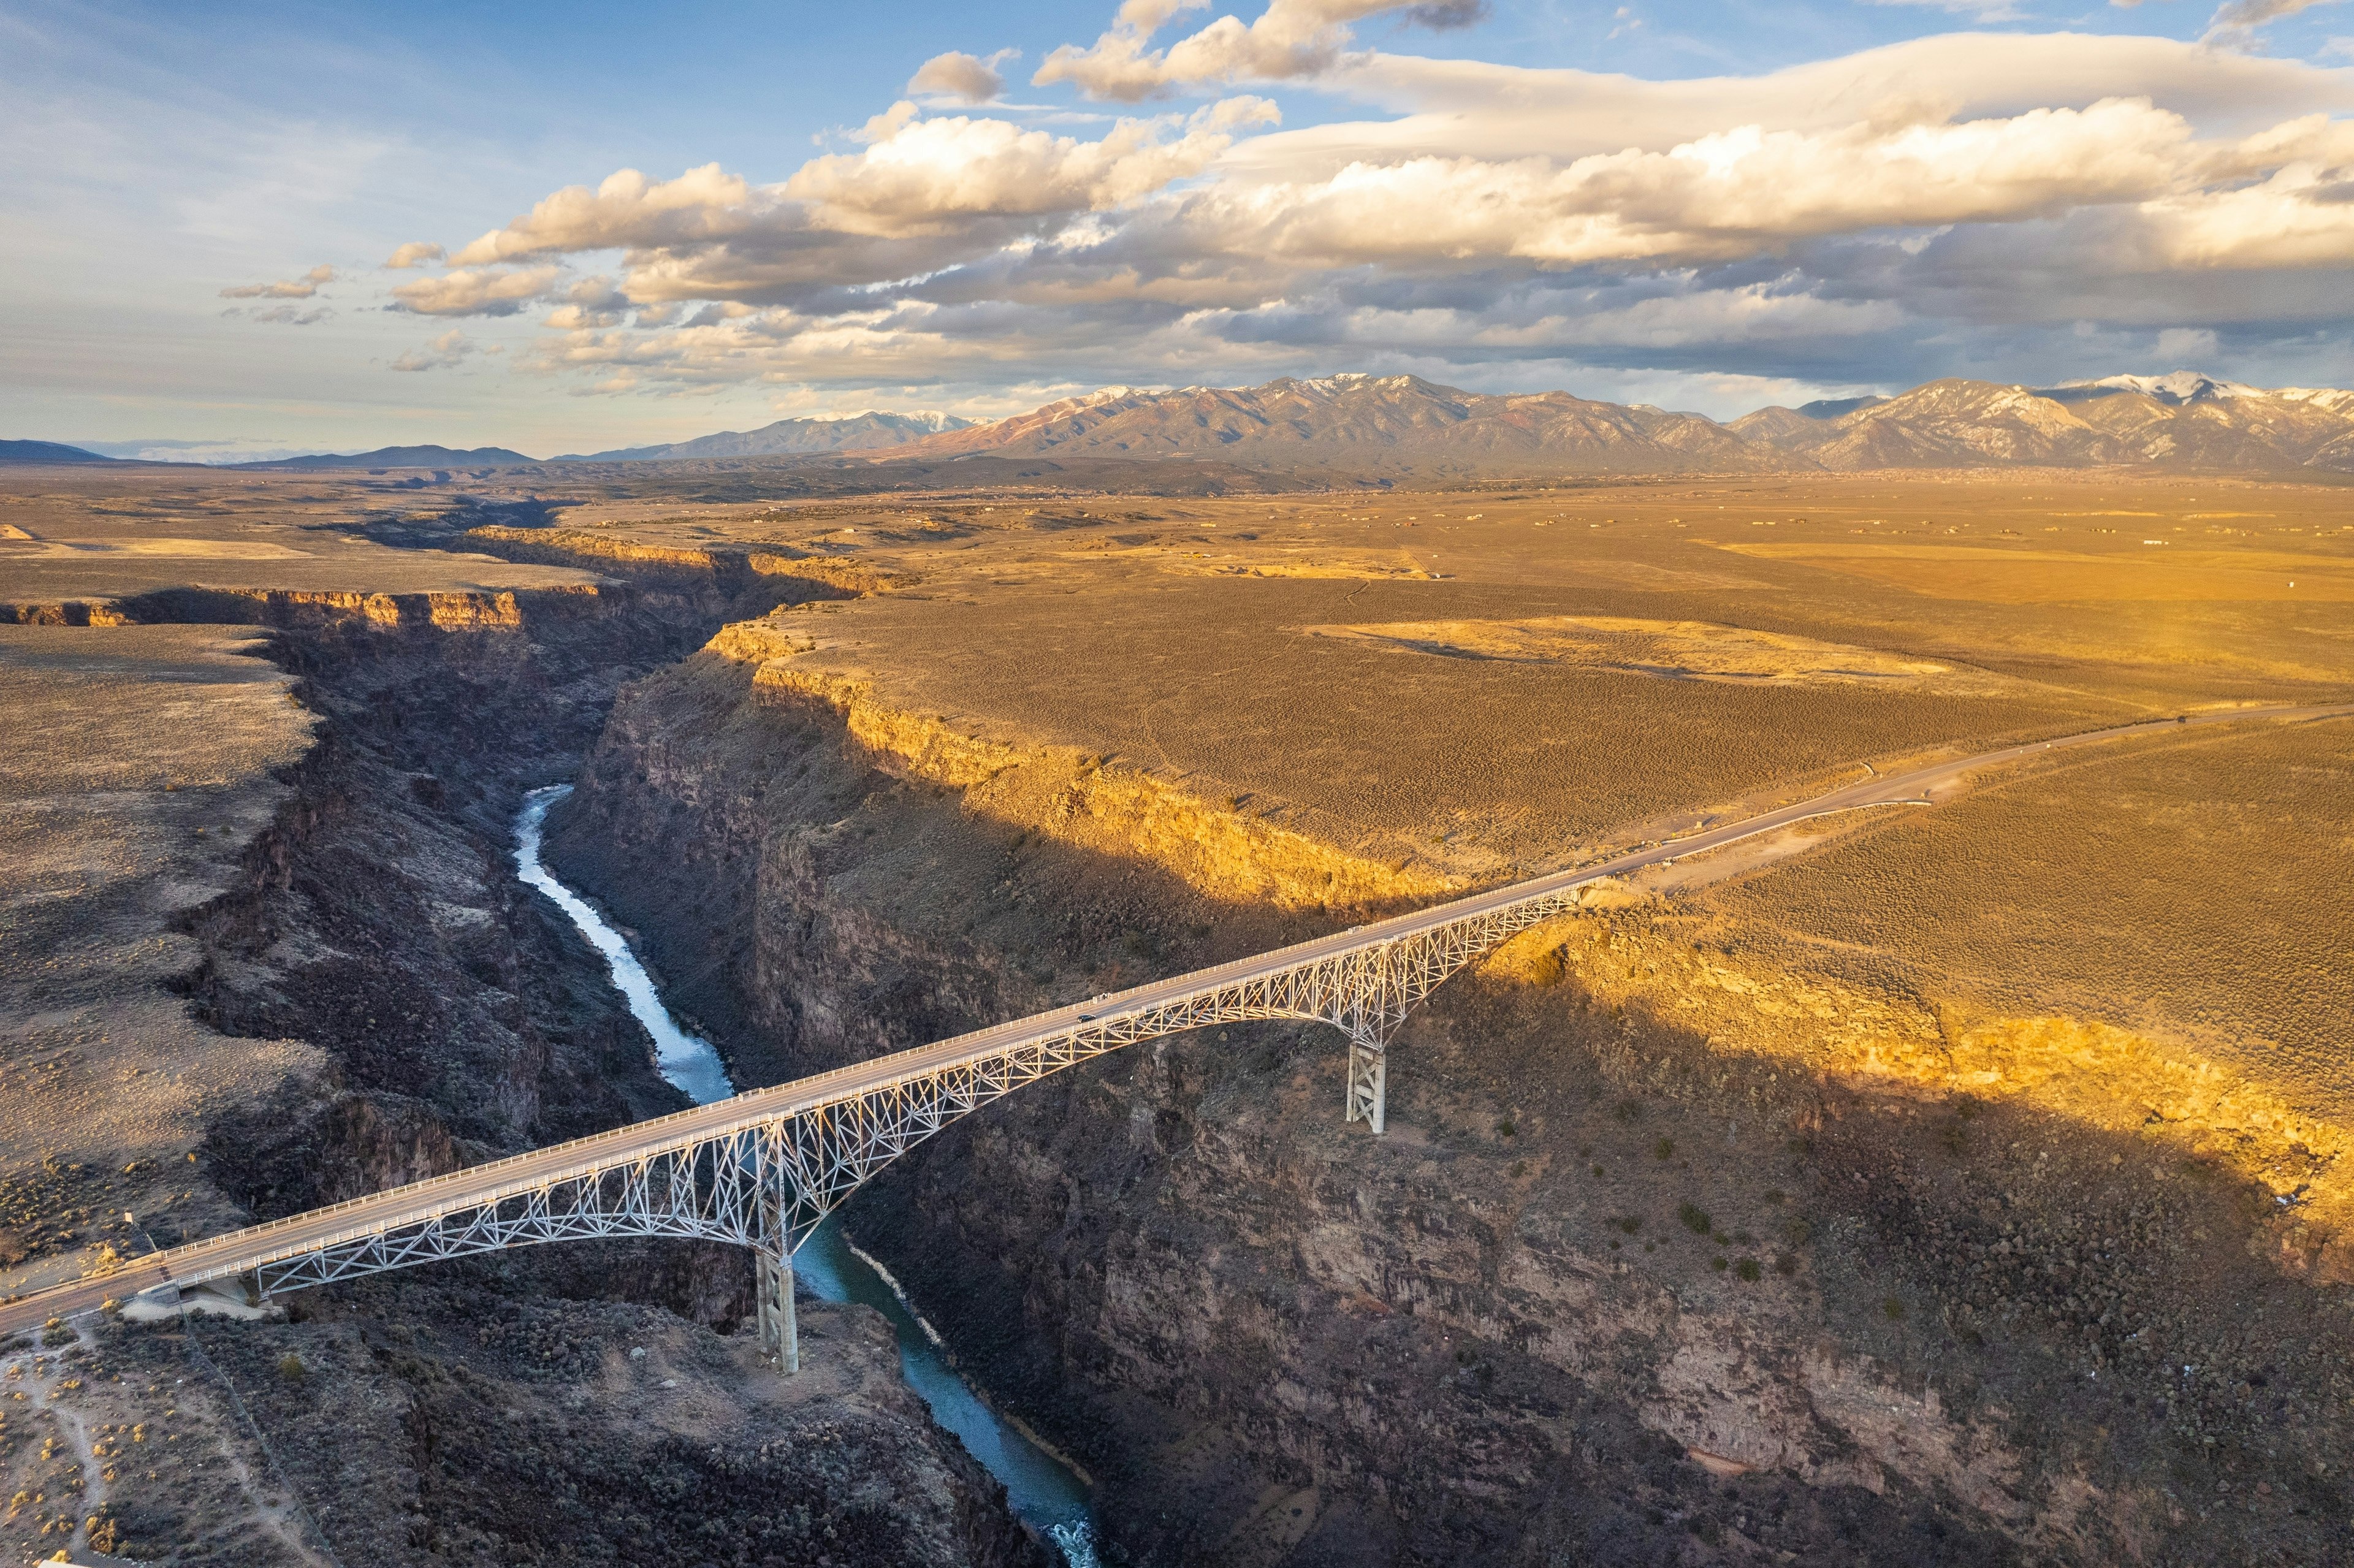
[{"xmin": 515, "ymin": 784, "xmax": 1101, "ymax": 1567}]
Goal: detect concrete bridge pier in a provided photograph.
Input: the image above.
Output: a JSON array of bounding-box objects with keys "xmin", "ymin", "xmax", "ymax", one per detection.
[
  {"xmin": 1344, "ymin": 1038, "xmax": 1387, "ymax": 1135},
  {"xmin": 756, "ymin": 1249, "xmax": 799, "ymax": 1374}
]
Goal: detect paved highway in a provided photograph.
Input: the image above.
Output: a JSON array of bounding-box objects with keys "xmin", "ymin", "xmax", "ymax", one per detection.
[{"xmin": 5, "ymin": 700, "xmax": 2348, "ymax": 1340}]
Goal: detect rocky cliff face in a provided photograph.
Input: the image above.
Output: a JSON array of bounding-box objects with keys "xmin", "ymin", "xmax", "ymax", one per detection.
[
  {"xmin": 554, "ymin": 625, "xmax": 2354, "ymax": 1566},
  {"xmin": 137, "ymin": 587, "xmax": 1046, "ymax": 1567}
]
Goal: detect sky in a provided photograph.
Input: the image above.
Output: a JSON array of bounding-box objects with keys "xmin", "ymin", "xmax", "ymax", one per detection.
[{"xmin": 4, "ymin": 0, "xmax": 2352, "ymax": 459}]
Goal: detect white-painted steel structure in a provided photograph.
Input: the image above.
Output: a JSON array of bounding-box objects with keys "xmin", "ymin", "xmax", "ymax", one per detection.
[{"xmin": 229, "ymin": 894, "xmax": 1573, "ymax": 1367}]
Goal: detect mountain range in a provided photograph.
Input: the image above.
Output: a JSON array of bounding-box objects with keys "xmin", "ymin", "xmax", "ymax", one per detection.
[
  {"xmin": 262, "ymin": 444, "xmax": 537, "ymax": 470},
  {"xmin": 871, "ymin": 372, "xmax": 2354, "ymax": 476},
  {"xmin": 0, "ymin": 440, "xmax": 115, "ymax": 465},
  {"xmin": 1727, "ymin": 375, "xmax": 2354, "ymax": 473},
  {"xmin": 876, "ymin": 376, "xmax": 1762, "ymax": 475},
  {"xmin": 10, "ymin": 373, "xmax": 2354, "ymax": 476},
  {"xmin": 555, "ymin": 410, "xmax": 972, "ymax": 462}
]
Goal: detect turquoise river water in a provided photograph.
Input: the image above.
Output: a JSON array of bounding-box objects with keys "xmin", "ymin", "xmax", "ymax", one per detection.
[{"xmin": 516, "ymin": 785, "xmax": 1100, "ymax": 1566}]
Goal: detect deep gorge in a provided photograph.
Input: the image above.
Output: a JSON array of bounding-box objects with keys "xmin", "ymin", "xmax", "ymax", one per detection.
[
  {"xmin": 135, "ymin": 582, "xmax": 1047, "ymax": 1567},
  {"xmin": 540, "ymin": 621, "xmax": 2354, "ymax": 1567},
  {"xmin": 37, "ymin": 512, "xmax": 2353, "ymax": 1567}
]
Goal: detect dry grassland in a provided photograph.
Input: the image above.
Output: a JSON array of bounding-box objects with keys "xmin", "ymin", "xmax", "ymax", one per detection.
[
  {"xmin": 1727, "ymin": 541, "xmax": 2354, "ymax": 603},
  {"xmin": 0, "ymin": 626, "xmax": 322, "ymax": 1297},
  {"xmin": 0, "ymin": 468, "xmax": 594, "ymax": 614},
  {"xmin": 1704, "ymin": 715, "xmax": 2354, "ymax": 1111},
  {"xmin": 541, "ymin": 473, "xmax": 2345, "ymax": 885},
  {"xmin": 1300, "ymin": 615, "xmax": 2012, "ymax": 693},
  {"xmin": 558, "ymin": 467, "xmax": 2354, "ymax": 1307}
]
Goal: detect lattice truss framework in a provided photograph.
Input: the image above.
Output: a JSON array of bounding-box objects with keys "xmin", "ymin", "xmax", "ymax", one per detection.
[{"xmin": 226, "ymin": 888, "xmax": 1583, "ymax": 1299}]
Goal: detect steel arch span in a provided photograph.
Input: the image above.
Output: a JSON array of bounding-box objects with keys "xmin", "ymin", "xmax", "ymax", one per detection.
[
  {"xmin": 46, "ymin": 878, "xmax": 1594, "ymax": 1372},
  {"xmin": 213, "ymin": 889, "xmax": 1579, "ymax": 1313}
]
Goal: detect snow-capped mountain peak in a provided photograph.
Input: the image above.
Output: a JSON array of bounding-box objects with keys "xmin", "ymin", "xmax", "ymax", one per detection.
[{"xmin": 2061, "ymin": 371, "xmax": 2264, "ymax": 405}]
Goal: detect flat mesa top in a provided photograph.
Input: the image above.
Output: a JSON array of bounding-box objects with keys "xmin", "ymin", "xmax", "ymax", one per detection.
[
  {"xmin": 0, "ymin": 466, "xmax": 600, "ymax": 602},
  {"xmin": 545, "ymin": 473, "xmax": 2353, "ymax": 874}
]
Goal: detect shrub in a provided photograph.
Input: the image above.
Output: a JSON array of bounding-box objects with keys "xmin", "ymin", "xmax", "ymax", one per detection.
[
  {"xmin": 1881, "ymin": 1296, "xmax": 1906, "ymax": 1322},
  {"xmin": 277, "ymin": 1352, "xmax": 307, "ymax": 1383},
  {"xmin": 1495, "ymin": 1119, "xmax": 1517, "ymax": 1137},
  {"xmin": 1735, "ymin": 1258, "xmax": 1762, "ymax": 1282},
  {"xmin": 1678, "ymin": 1202, "xmax": 1713, "ymax": 1235},
  {"xmin": 1653, "ymin": 1137, "xmax": 1675, "ymax": 1160},
  {"xmin": 1711, "ymin": 1256, "xmax": 1729, "ymax": 1272}
]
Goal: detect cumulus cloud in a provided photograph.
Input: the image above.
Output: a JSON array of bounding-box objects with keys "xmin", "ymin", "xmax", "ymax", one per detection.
[
  {"xmin": 1401, "ymin": 1, "xmax": 1486, "ymax": 28},
  {"xmin": 249, "ymin": 304, "xmax": 332, "ymax": 325},
  {"xmin": 2206, "ymin": 0, "xmax": 2346, "ymax": 43},
  {"xmin": 908, "ymin": 50, "xmax": 1013, "ymax": 104},
  {"xmin": 349, "ymin": 14, "xmax": 2354, "ymax": 404},
  {"xmin": 1238, "ymin": 33, "xmax": 2354, "ymax": 172},
  {"xmin": 449, "ymin": 166, "xmax": 757, "ymax": 265},
  {"xmin": 219, "ymin": 263, "xmax": 336, "ymax": 299},
  {"xmin": 390, "ymin": 264, "xmax": 566, "ymax": 316},
  {"xmin": 2157, "ymin": 325, "xmax": 2221, "ymax": 359},
  {"xmin": 1036, "ymin": 0, "xmax": 1480, "ymax": 101},
  {"xmin": 1864, "ymin": 0, "xmax": 2026, "ymax": 19},
  {"xmin": 1164, "ymin": 99, "xmax": 2236, "ymax": 272},
  {"xmin": 384, "ymin": 242, "xmax": 447, "ymax": 268},
  {"xmin": 390, "ymin": 329, "xmax": 480, "ymax": 371},
  {"xmin": 431, "ymin": 102, "xmax": 1276, "ymax": 312},
  {"xmin": 546, "ymin": 275, "xmax": 633, "ymax": 329},
  {"xmin": 782, "ymin": 101, "xmax": 1274, "ymax": 234}
]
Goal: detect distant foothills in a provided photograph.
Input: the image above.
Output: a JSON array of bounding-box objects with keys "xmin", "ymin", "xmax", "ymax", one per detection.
[{"xmin": 15, "ymin": 370, "xmax": 2354, "ymax": 477}]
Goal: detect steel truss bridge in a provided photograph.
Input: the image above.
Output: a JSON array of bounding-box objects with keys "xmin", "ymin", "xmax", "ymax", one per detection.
[{"xmin": 2, "ymin": 704, "xmax": 2344, "ymax": 1369}]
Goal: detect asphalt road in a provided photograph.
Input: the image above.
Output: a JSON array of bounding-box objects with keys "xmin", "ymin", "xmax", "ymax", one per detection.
[{"xmin": 6, "ymin": 700, "xmax": 2348, "ymax": 1339}]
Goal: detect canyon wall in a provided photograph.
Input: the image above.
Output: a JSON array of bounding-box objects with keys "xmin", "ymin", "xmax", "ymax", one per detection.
[
  {"xmin": 17, "ymin": 586, "xmax": 1042, "ymax": 1567},
  {"xmin": 552, "ymin": 621, "xmax": 2354, "ymax": 1566}
]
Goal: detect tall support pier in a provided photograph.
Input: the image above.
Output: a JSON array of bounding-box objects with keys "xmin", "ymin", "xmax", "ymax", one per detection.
[{"xmin": 756, "ymin": 1249, "xmax": 798, "ymax": 1374}]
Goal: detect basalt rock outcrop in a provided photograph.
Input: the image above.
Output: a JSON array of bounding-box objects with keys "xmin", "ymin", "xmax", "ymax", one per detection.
[
  {"xmin": 71, "ymin": 586, "xmax": 1045, "ymax": 1567},
  {"xmin": 552, "ymin": 622, "xmax": 2354, "ymax": 1566}
]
